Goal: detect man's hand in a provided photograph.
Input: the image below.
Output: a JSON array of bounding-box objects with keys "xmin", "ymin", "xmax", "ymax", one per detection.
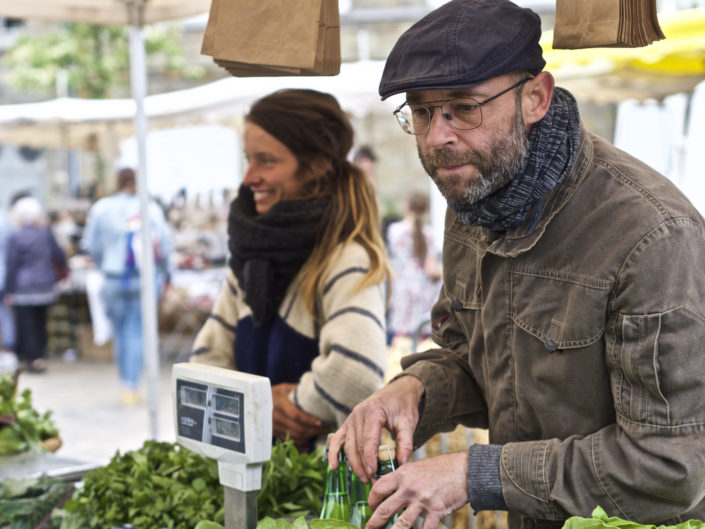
[
  {"xmin": 271, "ymin": 383, "xmax": 329, "ymax": 450},
  {"xmin": 367, "ymin": 451, "xmax": 469, "ymax": 529},
  {"xmin": 328, "ymin": 375, "xmax": 425, "ymax": 481}
]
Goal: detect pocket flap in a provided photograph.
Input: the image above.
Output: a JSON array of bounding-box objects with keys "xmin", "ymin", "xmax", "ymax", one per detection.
[{"xmin": 511, "ymin": 267, "xmax": 611, "ymax": 350}]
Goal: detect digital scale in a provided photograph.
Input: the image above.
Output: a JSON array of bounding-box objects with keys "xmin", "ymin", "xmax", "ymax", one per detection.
[{"xmin": 172, "ymin": 363, "xmax": 273, "ymax": 529}]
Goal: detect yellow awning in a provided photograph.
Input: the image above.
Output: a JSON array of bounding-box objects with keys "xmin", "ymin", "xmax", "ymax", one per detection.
[{"xmin": 543, "ymin": 8, "xmax": 705, "ymax": 102}]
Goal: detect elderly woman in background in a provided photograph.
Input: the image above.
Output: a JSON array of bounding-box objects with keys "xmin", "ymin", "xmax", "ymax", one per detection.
[{"xmin": 4, "ymin": 197, "xmax": 67, "ymax": 373}]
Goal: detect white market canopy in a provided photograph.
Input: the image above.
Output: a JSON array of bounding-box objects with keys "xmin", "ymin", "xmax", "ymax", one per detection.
[
  {"xmin": 0, "ymin": 61, "xmax": 394, "ymax": 151},
  {"xmin": 0, "ymin": 0, "xmax": 210, "ymax": 25},
  {"xmin": 1, "ymin": 7, "xmax": 704, "ymax": 151}
]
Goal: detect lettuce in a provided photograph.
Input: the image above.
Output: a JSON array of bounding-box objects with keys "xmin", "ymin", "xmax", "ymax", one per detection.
[{"xmin": 563, "ymin": 506, "xmax": 705, "ymax": 529}]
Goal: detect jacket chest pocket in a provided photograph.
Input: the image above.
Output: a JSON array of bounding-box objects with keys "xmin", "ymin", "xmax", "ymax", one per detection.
[
  {"xmin": 511, "ymin": 267, "xmax": 611, "ymax": 352},
  {"xmin": 509, "ymin": 267, "xmax": 614, "ymax": 440}
]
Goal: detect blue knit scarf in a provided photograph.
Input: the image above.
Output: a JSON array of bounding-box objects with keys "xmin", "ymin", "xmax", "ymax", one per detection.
[{"xmin": 449, "ymin": 87, "xmax": 580, "ymax": 232}]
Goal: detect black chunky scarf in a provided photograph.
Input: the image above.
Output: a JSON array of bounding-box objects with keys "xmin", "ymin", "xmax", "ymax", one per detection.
[
  {"xmin": 228, "ymin": 185, "xmax": 329, "ymax": 325},
  {"xmin": 449, "ymin": 87, "xmax": 580, "ymax": 232}
]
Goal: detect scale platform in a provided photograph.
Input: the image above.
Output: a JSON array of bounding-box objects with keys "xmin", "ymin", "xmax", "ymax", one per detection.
[{"xmin": 0, "ymin": 450, "xmax": 101, "ymax": 482}]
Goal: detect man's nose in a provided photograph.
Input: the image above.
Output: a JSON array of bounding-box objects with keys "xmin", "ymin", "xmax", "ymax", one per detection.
[{"xmin": 425, "ymin": 107, "xmax": 457, "ymax": 147}]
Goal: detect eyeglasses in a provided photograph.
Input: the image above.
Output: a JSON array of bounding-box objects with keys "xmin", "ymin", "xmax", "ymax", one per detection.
[{"xmin": 393, "ymin": 78, "xmax": 531, "ymax": 135}]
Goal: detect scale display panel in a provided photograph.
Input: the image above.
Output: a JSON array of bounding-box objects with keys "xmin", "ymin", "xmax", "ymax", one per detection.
[{"xmin": 176, "ymin": 379, "xmax": 246, "ymax": 453}]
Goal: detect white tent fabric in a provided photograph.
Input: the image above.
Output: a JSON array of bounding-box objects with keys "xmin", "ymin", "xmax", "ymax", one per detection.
[
  {"xmin": 0, "ymin": 0, "xmax": 210, "ymax": 25},
  {"xmin": 608, "ymin": 78, "xmax": 705, "ymax": 217},
  {"xmin": 0, "ymin": 61, "xmax": 393, "ymax": 151},
  {"xmin": 681, "ymin": 80, "xmax": 705, "ymax": 216}
]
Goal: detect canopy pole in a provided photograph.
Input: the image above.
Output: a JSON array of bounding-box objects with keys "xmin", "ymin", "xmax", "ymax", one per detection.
[{"xmin": 127, "ymin": 0, "xmax": 160, "ymax": 440}]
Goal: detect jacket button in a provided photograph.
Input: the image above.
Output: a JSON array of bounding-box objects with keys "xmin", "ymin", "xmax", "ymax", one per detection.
[
  {"xmin": 451, "ymin": 299, "xmax": 463, "ymax": 311},
  {"xmin": 545, "ymin": 340, "xmax": 558, "ymax": 353}
]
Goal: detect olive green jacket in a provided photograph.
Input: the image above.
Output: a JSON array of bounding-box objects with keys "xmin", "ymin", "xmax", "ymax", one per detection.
[{"xmin": 402, "ymin": 123, "xmax": 705, "ymax": 529}]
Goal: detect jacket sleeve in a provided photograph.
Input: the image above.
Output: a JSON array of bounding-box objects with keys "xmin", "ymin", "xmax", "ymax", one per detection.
[
  {"xmin": 189, "ymin": 269, "xmax": 240, "ymax": 370},
  {"xmin": 81, "ymin": 201, "xmax": 103, "ymax": 267},
  {"xmin": 4, "ymin": 234, "xmax": 18, "ymax": 294},
  {"xmin": 400, "ymin": 277, "xmax": 489, "ymax": 448},
  {"xmin": 149, "ymin": 201, "xmax": 174, "ymax": 280},
  {"xmin": 294, "ymin": 243, "xmax": 388, "ymax": 428},
  {"xmin": 501, "ymin": 217, "xmax": 705, "ymax": 523}
]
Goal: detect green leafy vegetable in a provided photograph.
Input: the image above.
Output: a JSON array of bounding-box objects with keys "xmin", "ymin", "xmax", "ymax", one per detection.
[
  {"xmin": 60, "ymin": 440, "xmax": 224, "ymax": 529},
  {"xmin": 310, "ymin": 519, "xmax": 359, "ymax": 529},
  {"xmin": 256, "ymin": 516, "xmax": 357, "ymax": 529},
  {"xmin": 194, "ymin": 520, "xmax": 226, "ymax": 529},
  {"xmin": 0, "ymin": 475, "xmax": 75, "ymax": 529},
  {"xmin": 0, "ymin": 370, "xmax": 59, "ymax": 455},
  {"xmin": 563, "ymin": 507, "xmax": 705, "ymax": 529},
  {"xmin": 13, "ymin": 438, "xmax": 326, "ymax": 529},
  {"xmin": 257, "ymin": 439, "xmax": 327, "ymax": 520}
]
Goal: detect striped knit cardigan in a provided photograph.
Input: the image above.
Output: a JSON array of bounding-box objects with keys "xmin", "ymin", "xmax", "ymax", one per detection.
[{"xmin": 190, "ymin": 241, "xmax": 388, "ymax": 428}]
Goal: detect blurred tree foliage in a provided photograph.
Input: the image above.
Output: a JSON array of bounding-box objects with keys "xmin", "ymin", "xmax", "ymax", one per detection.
[{"xmin": 4, "ymin": 22, "xmax": 204, "ymax": 98}]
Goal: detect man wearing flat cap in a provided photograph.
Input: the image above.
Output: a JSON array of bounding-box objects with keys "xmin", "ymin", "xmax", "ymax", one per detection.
[{"xmin": 329, "ymin": 1, "xmax": 705, "ymax": 528}]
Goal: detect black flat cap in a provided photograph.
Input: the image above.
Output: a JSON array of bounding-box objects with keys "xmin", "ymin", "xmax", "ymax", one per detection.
[{"xmin": 379, "ymin": 0, "xmax": 545, "ymax": 100}]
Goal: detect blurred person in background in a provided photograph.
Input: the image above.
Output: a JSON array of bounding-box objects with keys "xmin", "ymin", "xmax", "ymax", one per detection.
[
  {"xmin": 190, "ymin": 88, "xmax": 392, "ymax": 451},
  {"xmin": 386, "ymin": 191, "xmax": 442, "ymax": 345},
  {"xmin": 352, "ymin": 144, "xmax": 377, "ymax": 177},
  {"xmin": 82, "ymin": 167, "xmax": 173, "ymax": 404},
  {"xmin": 0, "ymin": 201, "xmax": 16, "ymax": 371},
  {"xmin": 50, "ymin": 209, "xmax": 81, "ymax": 259},
  {"xmin": 4, "ymin": 197, "xmax": 67, "ymax": 373}
]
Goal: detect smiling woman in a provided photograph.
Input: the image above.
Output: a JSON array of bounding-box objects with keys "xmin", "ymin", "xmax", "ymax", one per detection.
[
  {"xmin": 242, "ymin": 123, "xmax": 309, "ymax": 215},
  {"xmin": 190, "ymin": 88, "xmax": 392, "ymax": 452}
]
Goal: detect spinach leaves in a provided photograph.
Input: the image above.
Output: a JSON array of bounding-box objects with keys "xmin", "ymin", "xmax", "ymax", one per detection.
[
  {"xmin": 0, "ymin": 371, "xmax": 59, "ymax": 456},
  {"xmin": 61, "ymin": 440, "xmax": 224, "ymax": 529},
  {"xmin": 258, "ymin": 439, "xmax": 327, "ymax": 520}
]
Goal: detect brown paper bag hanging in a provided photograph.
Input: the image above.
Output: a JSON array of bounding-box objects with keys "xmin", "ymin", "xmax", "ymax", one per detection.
[
  {"xmin": 313, "ymin": 0, "xmax": 341, "ymax": 75},
  {"xmin": 553, "ymin": 0, "xmax": 665, "ymax": 49},
  {"xmin": 202, "ymin": 0, "xmax": 340, "ymax": 77},
  {"xmin": 202, "ymin": 0, "xmax": 323, "ymax": 70},
  {"xmin": 200, "ymin": 0, "xmax": 219, "ymax": 57}
]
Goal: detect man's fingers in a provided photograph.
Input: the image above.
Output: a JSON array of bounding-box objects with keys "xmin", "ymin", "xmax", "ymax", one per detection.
[
  {"xmin": 368, "ymin": 473, "xmax": 398, "ymax": 510},
  {"xmin": 361, "ymin": 417, "xmax": 383, "ymax": 479},
  {"xmin": 420, "ymin": 513, "xmax": 442, "ymax": 529},
  {"xmin": 394, "ymin": 505, "xmax": 424, "ymax": 529},
  {"xmin": 393, "ymin": 418, "xmax": 416, "ymax": 465}
]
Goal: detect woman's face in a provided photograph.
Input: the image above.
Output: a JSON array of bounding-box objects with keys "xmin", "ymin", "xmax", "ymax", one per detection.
[{"xmin": 242, "ymin": 122, "xmax": 312, "ymax": 215}]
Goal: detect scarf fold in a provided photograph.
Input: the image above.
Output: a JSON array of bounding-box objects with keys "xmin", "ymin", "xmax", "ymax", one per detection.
[
  {"xmin": 228, "ymin": 185, "xmax": 329, "ymax": 325},
  {"xmin": 449, "ymin": 87, "xmax": 580, "ymax": 232}
]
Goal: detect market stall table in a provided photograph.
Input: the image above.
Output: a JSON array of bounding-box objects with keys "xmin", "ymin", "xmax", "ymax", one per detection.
[{"xmin": 0, "ymin": 450, "xmax": 100, "ymax": 481}]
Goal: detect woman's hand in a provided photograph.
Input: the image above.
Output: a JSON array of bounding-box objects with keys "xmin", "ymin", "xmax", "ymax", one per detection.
[{"xmin": 271, "ymin": 382, "xmax": 330, "ymax": 450}]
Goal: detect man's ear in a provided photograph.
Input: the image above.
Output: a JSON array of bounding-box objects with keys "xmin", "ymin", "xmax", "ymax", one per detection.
[{"xmin": 522, "ymin": 71, "xmax": 555, "ymax": 127}]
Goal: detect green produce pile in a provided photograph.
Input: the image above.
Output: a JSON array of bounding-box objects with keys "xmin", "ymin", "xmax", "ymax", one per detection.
[
  {"xmin": 258, "ymin": 439, "xmax": 327, "ymax": 520},
  {"xmin": 1, "ymin": 438, "xmax": 327, "ymax": 529},
  {"xmin": 0, "ymin": 475, "xmax": 75, "ymax": 529},
  {"xmin": 563, "ymin": 507, "xmax": 705, "ymax": 529},
  {"xmin": 59, "ymin": 440, "xmax": 223, "ymax": 529},
  {"xmin": 257, "ymin": 517, "xmax": 358, "ymax": 528},
  {"xmin": 0, "ymin": 370, "xmax": 59, "ymax": 456},
  {"xmin": 199, "ymin": 516, "xmax": 358, "ymax": 529}
]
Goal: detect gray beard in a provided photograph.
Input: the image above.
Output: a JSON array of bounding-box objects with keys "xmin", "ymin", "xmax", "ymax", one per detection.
[{"xmin": 418, "ymin": 107, "xmax": 529, "ymax": 206}]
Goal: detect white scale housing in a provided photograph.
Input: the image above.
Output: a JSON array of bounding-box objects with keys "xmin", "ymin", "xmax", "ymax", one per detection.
[{"xmin": 172, "ymin": 363, "xmax": 273, "ymax": 529}]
